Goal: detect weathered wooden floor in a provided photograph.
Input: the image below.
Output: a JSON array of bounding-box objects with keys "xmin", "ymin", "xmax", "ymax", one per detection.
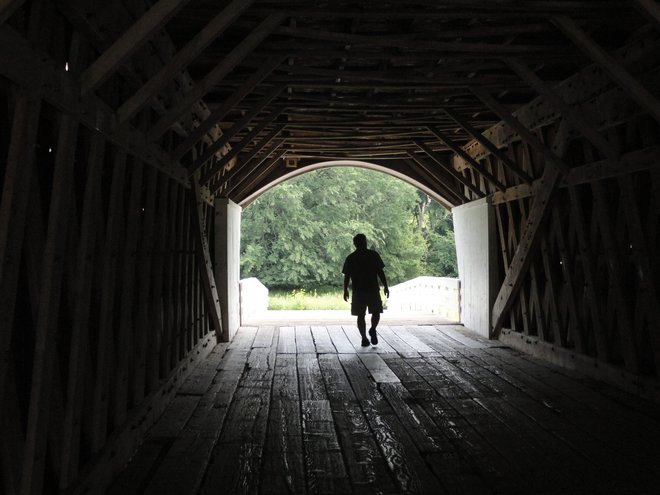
[{"xmin": 109, "ymin": 324, "xmax": 660, "ymax": 494}]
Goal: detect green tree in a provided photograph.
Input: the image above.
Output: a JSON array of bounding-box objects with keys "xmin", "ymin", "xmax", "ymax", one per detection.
[{"xmin": 240, "ymin": 167, "xmax": 456, "ymax": 289}]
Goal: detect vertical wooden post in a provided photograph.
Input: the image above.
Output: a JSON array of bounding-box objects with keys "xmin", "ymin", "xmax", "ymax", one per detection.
[
  {"xmin": 0, "ymin": 92, "xmax": 41, "ymax": 410},
  {"xmin": 20, "ymin": 113, "xmax": 79, "ymax": 495},
  {"xmin": 59, "ymin": 131, "xmax": 106, "ymax": 488},
  {"xmin": 90, "ymin": 149, "xmax": 128, "ymax": 452},
  {"xmin": 190, "ymin": 178, "xmax": 224, "ymax": 339},
  {"xmin": 112, "ymin": 159, "xmax": 145, "ymax": 428}
]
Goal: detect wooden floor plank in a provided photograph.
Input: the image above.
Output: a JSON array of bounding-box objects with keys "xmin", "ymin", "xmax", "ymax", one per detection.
[
  {"xmin": 252, "ymin": 325, "xmax": 276, "ymax": 348},
  {"xmin": 326, "ymin": 325, "xmax": 355, "ymax": 354},
  {"xmin": 389, "ymin": 326, "xmax": 437, "ymax": 353},
  {"xmin": 277, "ymin": 326, "xmax": 297, "ymax": 354},
  {"xmin": 310, "ymin": 326, "xmax": 337, "ymax": 354},
  {"xmin": 318, "ymin": 354, "xmax": 399, "ymax": 494},
  {"xmin": 109, "ymin": 324, "xmax": 660, "ymax": 495},
  {"xmin": 376, "ymin": 325, "xmax": 421, "ymax": 358},
  {"xmin": 339, "ymin": 354, "xmax": 446, "ymax": 494},
  {"xmin": 261, "ymin": 352, "xmax": 305, "ymax": 494},
  {"xmin": 357, "ymin": 354, "xmax": 400, "ymax": 383},
  {"xmin": 228, "ymin": 326, "xmax": 258, "ymax": 349},
  {"xmin": 295, "ymin": 325, "xmax": 316, "ymax": 354},
  {"xmin": 199, "ymin": 344, "xmax": 276, "ymax": 494},
  {"xmin": 435, "ymin": 324, "xmax": 489, "ymax": 348}
]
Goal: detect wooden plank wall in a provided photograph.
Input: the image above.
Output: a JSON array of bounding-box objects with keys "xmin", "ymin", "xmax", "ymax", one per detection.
[
  {"xmin": 460, "ymin": 29, "xmax": 660, "ymax": 384},
  {"xmin": 0, "ymin": 4, "xmax": 218, "ymax": 494}
]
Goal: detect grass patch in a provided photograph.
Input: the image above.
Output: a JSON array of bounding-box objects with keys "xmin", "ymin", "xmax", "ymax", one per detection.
[{"xmin": 269, "ymin": 288, "xmax": 347, "ymax": 310}]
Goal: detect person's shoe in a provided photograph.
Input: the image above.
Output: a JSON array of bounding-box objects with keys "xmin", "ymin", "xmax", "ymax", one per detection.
[
  {"xmin": 368, "ymin": 328, "xmax": 378, "ymax": 345},
  {"xmin": 359, "ymin": 329, "xmax": 370, "ymax": 347}
]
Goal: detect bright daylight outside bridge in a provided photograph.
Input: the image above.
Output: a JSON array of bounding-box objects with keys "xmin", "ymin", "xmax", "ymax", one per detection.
[{"xmin": 1, "ymin": 1, "xmax": 660, "ymax": 494}]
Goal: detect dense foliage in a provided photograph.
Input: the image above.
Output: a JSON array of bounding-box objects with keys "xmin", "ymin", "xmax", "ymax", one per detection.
[{"xmin": 240, "ymin": 167, "xmax": 457, "ymax": 289}]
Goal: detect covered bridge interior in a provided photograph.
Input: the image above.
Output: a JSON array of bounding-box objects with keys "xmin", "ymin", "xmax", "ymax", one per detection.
[{"xmin": 1, "ymin": 0, "xmax": 659, "ymax": 493}]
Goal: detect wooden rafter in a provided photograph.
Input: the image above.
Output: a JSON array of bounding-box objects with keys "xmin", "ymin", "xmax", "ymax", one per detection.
[
  {"xmin": 442, "ymin": 107, "xmax": 533, "ymax": 184},
  {"xmin": 211, "ymin": 124, "xmax": 286, "ymax": 194},
  {"xmin": 200, "ymin": 106, "xmax": 285, "ymax": 184},
  {"xmin": 189, "ymin": 83, "xmax": 285, "ymax": 174},
  {"xmin": 552, "ymin": 15, "xmax": 660, "ymax": 124},
  {"xmin": 413, "ymin": 140, "xmax": 483, "ymax": 198},
  {"xmin": 148, "ymin": 12, "xmax": 286, "ymax": 140},
  {"xmin": 172, "ymin": 55, "xmax": 285, "ymax": 160},
  {"xmin": 79, "ymin": 0, "xmax": 192, "ymax": 93},
  {"xmin": 428, "ymin": 126, "xmax": 506, "ymax": 192},
  {"xmin": 471, "ymin": 87, "xmax": 570, "ymax": 175},
  {"xmin": 117, "ymin": 0, "xmax": 255, "ymax": 122}
]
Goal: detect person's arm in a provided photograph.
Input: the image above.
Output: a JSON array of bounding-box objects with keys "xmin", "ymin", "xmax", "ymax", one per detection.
[
  {"xmin": 343, "ymin": 273, "xmax": 350, "ymax": 301},
  {"xmin": 378, "ymin": 269, "xmax": 389, "ymax": 298}
]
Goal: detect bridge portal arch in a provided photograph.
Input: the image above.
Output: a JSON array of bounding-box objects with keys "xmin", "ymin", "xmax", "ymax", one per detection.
[{"xmin": 237, "ymin": 159, "xmax": 452, "ymax": 209}]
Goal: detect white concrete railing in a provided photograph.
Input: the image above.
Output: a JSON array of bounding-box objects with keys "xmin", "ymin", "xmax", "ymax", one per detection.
[
  {"xmin": 239, "ymin": 277, "xmax": 269, "ymax": 323},
  {"xmin": 387, "ymin": 276, "xmax": 461, "ymax": 321}
]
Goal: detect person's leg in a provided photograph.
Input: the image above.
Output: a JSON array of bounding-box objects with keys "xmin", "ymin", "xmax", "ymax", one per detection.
[
  {"xmin": 352, "ymin": 292, "xmax": 370, "ymax": 346},
  {"xmin": 357, "ymin": 314, "xmax": 369, "ymax": 346},
  {"xmin": 367, "ymin": 292, "xmax": 382, "ymax": 345}
]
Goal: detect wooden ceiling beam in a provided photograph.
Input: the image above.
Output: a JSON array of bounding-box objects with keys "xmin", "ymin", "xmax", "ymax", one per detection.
[
  {"xmin": 428, "ymin": 126, "xmax": 506, "ymax": 192},
  {"xmin": 189, "ymin": 84, "xmax": 285, "ymax": 174},
  {"xmin": 230, "ymin": 148, "xmax": 287, "ymax": 203},
  {"xmin": 200, "ymin": 107, "xmax": 285, "ymax": 183},
  {"xmin": 79, "ymin": 0, "xmax": 192, "ymax": 94},
  {"xmin": 211, "ymin": 126, "xmax": 285, "ymax": 193},
  {"xmin": 634, "ymin": 0, "xmax": 660, "ymax": 29},
  {"xmin": 552, "ymin": 15, "xmax": 660, "ymax": 124},
  {"xmin": 117, "ymin": 0, "xmax": 255, "ymax": 123},
  {"xmin": 0, "ymin": 0, "xmax": 24, "ymax": 23},
  {"xmin": 442, "ymin": 107, "xmax": 533, "ymax": 184},
  {"xmin": 471, "ymin": 87, "xmax": 570, "ymax": 175},
  {"xmin": 272, "ymin": 25, "xmax": 568, "ymax": 54},
  {"xmin": 148, "ymin": 12, "xmax": 286, "ymax": 140},
  {"xmin": 224, "ymin": 143, "xmax": 286, "ymax": 196},
  {"xmin": 404, "ymin": 154, "xmax": 466, "ymax": 206},
  {"xmin": 173, "ymin": 56, "xmax": 285, "ymax": 160},
  {"xmin": 414, "ymin": 140, "xmax": 484, "ymax": 197},
  {"xmin": 504, "ymin": 57, "xmax": 617, "ymax": 159}
]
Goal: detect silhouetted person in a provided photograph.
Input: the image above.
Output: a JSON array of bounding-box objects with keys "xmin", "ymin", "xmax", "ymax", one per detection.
[{"xmin": 343, "ymin": 233, "xmax": 389, "ymax": 346}]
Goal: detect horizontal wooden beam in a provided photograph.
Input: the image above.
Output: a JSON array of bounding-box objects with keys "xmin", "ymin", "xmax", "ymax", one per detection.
[
  {"xmin": 491, "ymin": 143, "xmax": 660, "ymax": 204},
  {"xmin": 552, "ymin": 15, "xmax": 660, "ymax": 124},
  {"xmin": 148, "ymin": 12, "xmax": 286, "ymax": 140},
  {"xmin": 274, "ymin": 25, "xmax": 567, "ymax": 53},
  {"xmin": 117, "ymin": 0, "xmax": 254, "ymax": 122}
]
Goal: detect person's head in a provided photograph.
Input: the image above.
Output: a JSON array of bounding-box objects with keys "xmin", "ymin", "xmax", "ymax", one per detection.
[{"xmin": 353, "ymin": 233, "xmax": 367, "ymax": 249}]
